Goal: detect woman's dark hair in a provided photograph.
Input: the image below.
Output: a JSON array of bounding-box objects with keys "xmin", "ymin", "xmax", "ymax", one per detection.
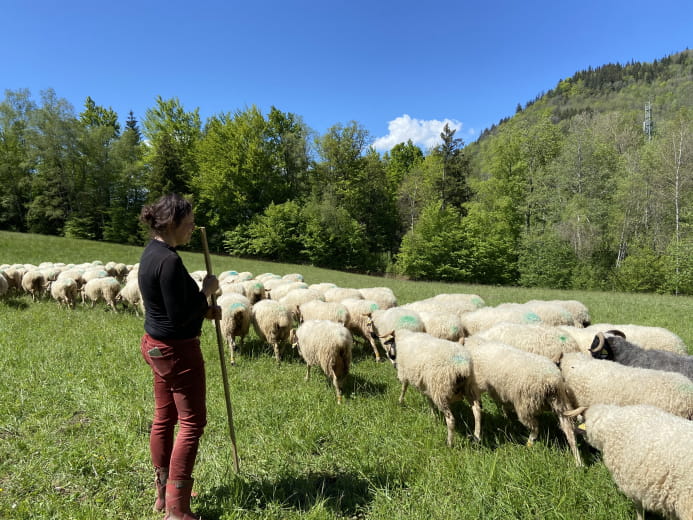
[{"xmin": 140, "ymin": 194, "xmax": 193, "ymax": 234}]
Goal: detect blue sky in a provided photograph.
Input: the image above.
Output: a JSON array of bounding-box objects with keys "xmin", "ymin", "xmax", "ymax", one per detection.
[{"xmin": 2, "ymin": 0, "xmax": 691, "ymax": 152}]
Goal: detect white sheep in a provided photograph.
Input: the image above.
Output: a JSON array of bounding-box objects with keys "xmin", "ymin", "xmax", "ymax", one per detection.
[
  {"xmin": 218, "ymin": 293, "xmax": 252, "ymax": 366},
  {"xmin": 269, "ymin": 281, "xmax": 308, "ymax": 301},
  {"xmin": 21, "ymin": 270, "xmax": 47, "ymax": 301},
  {"xmin": 460, "ymin": 305, "xmax": 542, "ymax": 336},
  {"xmin": 539, "ymin": 299, "xmax": 591, "ymax": 327},
  {"xmin": 559, "ymin": 352, "xmax": 693, "ymax": 420},
  {"xmin": 372, "ymin": 307, "xmax": 425, "ymax": 336},
  {"xmin": 586, "ymin": 323, "xmax": 688, "ymax": 355},
  {"xmin": 381, "ymin": 329, "xmax": 482, "ymax": 447},
  {"xmin": 308, "ymin": 282, "xmax": 338, "ymax": 296},
  {"xmin": 251, "ymin": 299, "xmax": 293, "ymax": 362},
  {"xmin": 117, "ymin": 279, "xmax": 143, "ymax": 315},
  {"xmin": 1, "ymin": 266, "xmax": 23, "ymax": 293},
  {"xmin": 341, "ymin": 298, "xmax": 382, "ymax": 361},
  {"xmin": 278, "ymin": 288, "xmax": 325, "ymax": 321},
  {"xmin": 282, "ymin": 273, "xmax": 304, "ymax": 282},
  {"xmin": 358, "ymin": 287, "xmax": 397, "ymax": 309},
  {"xmin": 475, "ymin": 322, "xmax": 583, "ymax": 364},
  {"xmin": 240, "ymin": 280, "xmax": 266, "ymax": 303},
  {"xmin": 298, "ymin": 300, "xmax": 350, "ymax": 326},
  {"xmin": 0, "ymin": 273, "xmax": 8, "ymax": 298},
  {"xmin": 464, "ymin": 337, "xmax": 583, "ymax": 466},
  {"xmin": 430, "ymin": 293, "xmax": 486, "ymax": 315},
  {"xmin": 323, "ymin": 287, "xmax": 363, "ymax": 303},
  {"xmin": 568, "ymin": 404, "xmax": 693, "ymax": 520},
  {"xmin": 417, "ymin": 311, "xmax": 465, "ymax": 343},
  {"xmin": 290, "ymin": 320, "xmax": 353, "ymax": 404},
  {"xmin": 82, "ymin": 276, "xmax": 121, "ymax": 312},
  {"xmin": 50, "ymin": 278, "xmax": 79, "ymax": 308},
  {"xmin": 497, "ymin": 302, "xmax": 574, "ymax": 326}
]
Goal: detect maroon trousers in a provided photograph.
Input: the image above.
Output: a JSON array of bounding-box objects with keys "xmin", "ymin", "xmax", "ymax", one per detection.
[{"xmin": 141, "ymin": 334, "xmax": 207, "ymax": 481}]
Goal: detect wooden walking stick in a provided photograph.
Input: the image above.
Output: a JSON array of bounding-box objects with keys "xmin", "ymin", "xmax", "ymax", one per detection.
[{"xmin": 198, "ymin": 226, "xmax": 240, "ymax": 473}]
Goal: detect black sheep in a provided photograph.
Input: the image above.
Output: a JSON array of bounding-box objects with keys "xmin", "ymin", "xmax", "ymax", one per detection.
[{"xmin": 589, "ymin": 330, "xmax": 693, "ymax": 381}]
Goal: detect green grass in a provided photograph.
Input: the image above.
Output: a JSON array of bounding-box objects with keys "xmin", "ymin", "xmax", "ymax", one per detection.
[{"xmin": 1, "ymin": 230, "xmax": 690, "ymax": 519}]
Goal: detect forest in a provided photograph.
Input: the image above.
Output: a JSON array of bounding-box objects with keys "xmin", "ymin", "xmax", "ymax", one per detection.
[{"xmin": 1, "ymin": 50, "xmax": 692, "ymax": 293}]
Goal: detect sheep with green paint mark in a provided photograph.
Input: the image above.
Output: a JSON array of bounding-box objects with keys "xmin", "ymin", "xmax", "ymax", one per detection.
[
  {"xmin": 358, "ymin": 286, "xmax": 397, "ymax": 309},
  {"xmin": 341, "ymin": 298, "xmax": 382, "ymax": 361},
  {"xmin": 417, "ymin": 310, "xmax": 465, "ymax": 343},
  {"xmin": 298, "ymin": 300, "xmax": 350, "ymax": 326},
  {"xmin": 497, "ymin": 302, "xmax": 574, "ymax": 327},
  {"xmin": 218, "ymin": 292, "xmax": 252, "ymax": 365},
  {"xmin": 475, "ymin": 322, "xmax": 583, "ymax": 363},
  {"xmin": 381, "ymin": 329, "xmax": 482, "ymax": 447},
  {"xmin": 460, "ymin": 305, "xmax": 542, "ymax": 336},
  {"xmin": 536, "ymin": 299, "xmax": 591, "ymax": 327}
]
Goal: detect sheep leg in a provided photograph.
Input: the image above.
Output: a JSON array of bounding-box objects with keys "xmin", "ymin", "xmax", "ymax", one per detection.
[
  {"xmin": 272, "ymin": 342, "xmax": 281, "ymax": 363},
  {"xmin": 471, "ymin": 398, "xmax": 482, "ymax": 441},
  {"xmin": 228, "ymin": 336, "xmax": 236, "ymax": 366},
  {"xmin": 305, "ymin": 365, "xmax": 311, "ymax": 381},
  {"xmin": 398, "ymin": 381, "xmax": 409, "ymax": 404},
  {"xmin": 517, "ymin": 411, "xmax": 539, "ymax": 447},
  {"xmin": 557, "ymin": 412, "xmax": 583, "ymax": 466},
  {"xmin": 330, "ymin": 370, "xmax": 343, "ymax": 405},
  {"xmin": 368, "ymin": 336, "xmax": 381, "ymax": 362},
  {"xmin": 443, "ymin": 407, "xmax": 455, "ymax": 447}
]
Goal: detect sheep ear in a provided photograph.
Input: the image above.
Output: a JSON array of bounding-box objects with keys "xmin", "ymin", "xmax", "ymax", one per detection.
[{"xmin": 589, "ymin": 332, "xmax": 605, "ymax": 354}]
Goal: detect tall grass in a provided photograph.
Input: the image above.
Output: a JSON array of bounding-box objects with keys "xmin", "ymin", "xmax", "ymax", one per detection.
[{"xmin": 1, "ymin": 230, "xmax": 690, "ymax": 519}]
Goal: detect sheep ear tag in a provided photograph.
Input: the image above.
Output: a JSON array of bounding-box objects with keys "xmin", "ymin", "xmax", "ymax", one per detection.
[{"xmin": 577, "ymin": 423, "xmax": 586, "ymax": 431}]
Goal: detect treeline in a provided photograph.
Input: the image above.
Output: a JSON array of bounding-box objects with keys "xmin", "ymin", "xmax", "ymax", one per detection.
[{"xmin": 1, "ymin": 50, "xmax": 692, "ymax": 293}]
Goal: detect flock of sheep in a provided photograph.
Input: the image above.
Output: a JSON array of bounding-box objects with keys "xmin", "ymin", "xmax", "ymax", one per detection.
[{"xmin": 2, "ymin": 260, "xmax": 693, "ymax": 520}]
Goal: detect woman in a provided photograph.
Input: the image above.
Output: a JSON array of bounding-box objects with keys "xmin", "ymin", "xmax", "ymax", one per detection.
[{"xmin": 139, "ymin": 193, "xmax": 219, "ymax": 520}]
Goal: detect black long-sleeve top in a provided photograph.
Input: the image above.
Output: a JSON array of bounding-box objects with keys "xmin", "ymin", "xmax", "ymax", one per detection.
[{"xmin": 139, "ymin": 239, "xmax": 209, "ymax": 340}]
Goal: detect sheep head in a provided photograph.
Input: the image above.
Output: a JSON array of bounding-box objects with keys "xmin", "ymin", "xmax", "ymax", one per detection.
[
  {"xmin": 379, "ymin": 330, "xmax": 396, "ymax": 367},
  {"xmin": 589, "ymin": 330, "xmax": 626, "ymax": 360}
]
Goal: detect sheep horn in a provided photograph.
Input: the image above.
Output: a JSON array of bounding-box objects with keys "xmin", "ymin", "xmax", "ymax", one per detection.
[
  {"xmin": 605, "ymin": 329, "xmax": 626, "ymax": 339},
  {"xmin": 378, "ymin": 330, "xmax": 394, "ymax": 339},
  {"xmin": 563, "ymin": 406, "xmax": 587, "ymax": 418},
  {"xmin": 589, "ymin": 332, "xmax": 606, "ymax": 353}
]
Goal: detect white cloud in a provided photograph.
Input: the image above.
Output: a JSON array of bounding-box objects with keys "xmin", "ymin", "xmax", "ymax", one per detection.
[{"xmin": 373, "ymin": 114, "xmax": 464, "ymax": 152}]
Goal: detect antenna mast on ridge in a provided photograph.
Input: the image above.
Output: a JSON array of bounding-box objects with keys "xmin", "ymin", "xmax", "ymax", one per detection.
[{"xmin": 643, "ymin": 100, "xmax": 653, "ymax": 141}]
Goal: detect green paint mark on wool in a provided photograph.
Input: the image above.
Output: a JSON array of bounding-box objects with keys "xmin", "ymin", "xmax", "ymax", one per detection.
[
  {"xmin": 679, "ymin": 383, "xmax": 693, "ymax": 395},
  {"xmin": 471, "ymin": 297, "xmax": 483, "ymax": 308},
  {"xmin": 452, "ymin": 354, "xmax": 468, "ymax": 365},
  {"xmin": 369, "ymin": 303, "xmax": 380, "ymax": 311},
  {"xmin": 397, "ymin": 315, "xmax": 420, "ymax": 328},
  {"xmin": 559, "ymin": 335, "xmax": 568, "ymax": 343},
  {"xmin": 228, "ymin": 303, "xmax": 247, "ymax": 311},
  {"xmin": 450, "ymin": 326, "xmax": 459, "ymax": 334},
  {"xmin": 523, "ymin": 312, "xmax": 541, "ymax": 324}
]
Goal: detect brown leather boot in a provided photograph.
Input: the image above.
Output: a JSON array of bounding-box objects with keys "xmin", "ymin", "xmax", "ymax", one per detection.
[
  {"xmin": 153, "ymin": 467, "xmax": 168, "ymax": 512},
  {"xmin": 164, "ymin": 479, "xmax": 200, "ymax": 520}
]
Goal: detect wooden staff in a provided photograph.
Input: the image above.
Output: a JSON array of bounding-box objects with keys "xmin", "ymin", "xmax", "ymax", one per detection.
[{"xmin": 198, "ymin": 226, "xmax": 240, "ymax": 473}]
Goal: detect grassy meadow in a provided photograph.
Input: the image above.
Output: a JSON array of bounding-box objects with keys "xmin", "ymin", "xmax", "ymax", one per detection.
[{"xmin": 1, "ymin": 230, "xmax": 691, "ymax": 520}]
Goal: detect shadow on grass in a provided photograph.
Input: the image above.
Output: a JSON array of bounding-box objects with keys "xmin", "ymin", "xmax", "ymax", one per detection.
[
  {"xmin": 198, "ymin": 467, "xmax": 406, "ymax": 519},
  {"xmin": 454, "ymin": 401, "xmax": 601, "ymax": 464},
  {"xmin": 2, "ymin": 296, "xmax": 30, "ymax": 310}
]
